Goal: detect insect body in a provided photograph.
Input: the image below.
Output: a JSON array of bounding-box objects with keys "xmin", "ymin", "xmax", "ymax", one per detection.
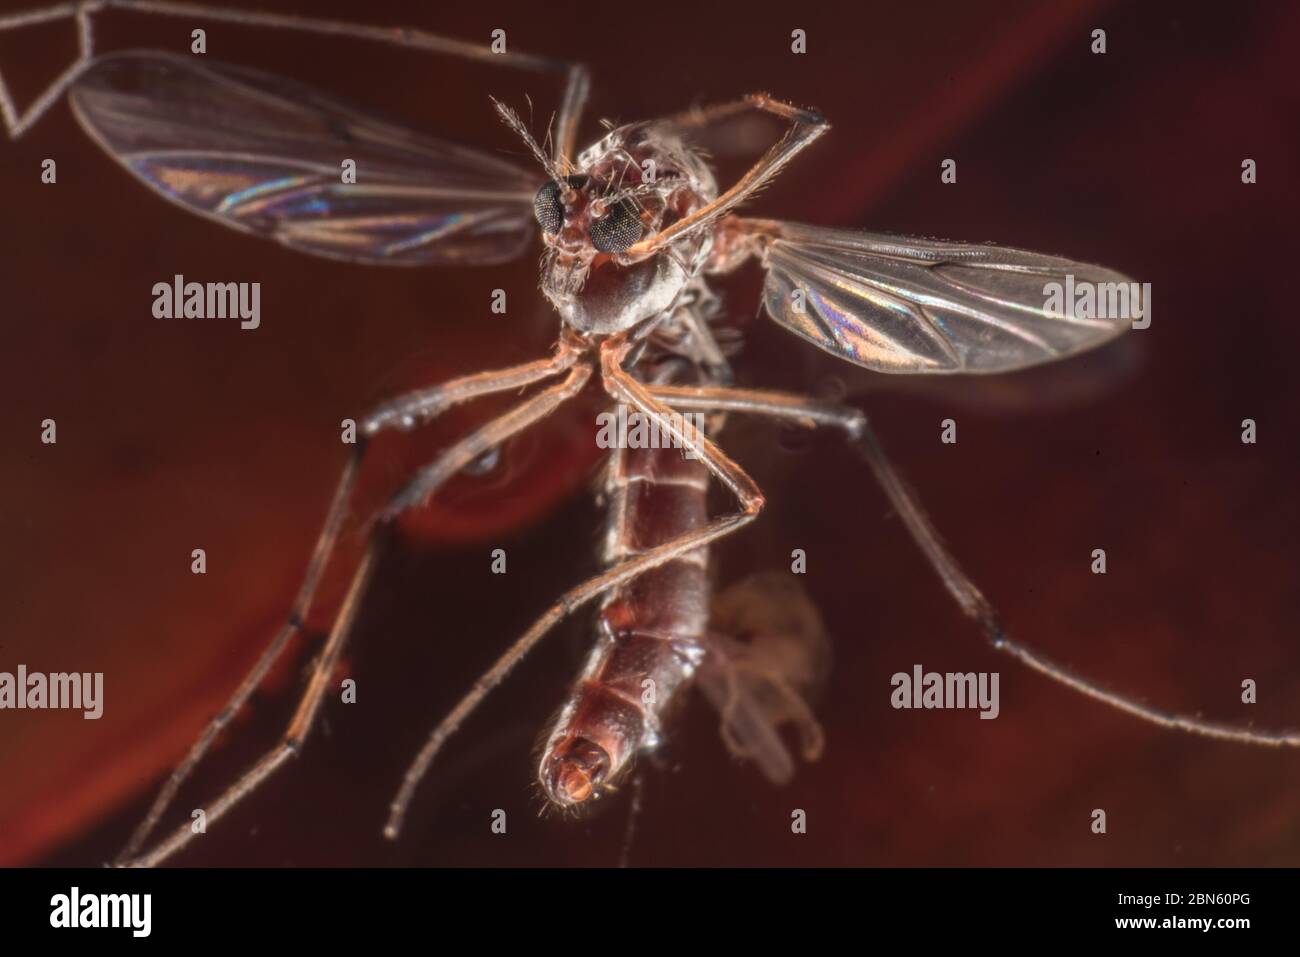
[
  {"xmin": 541, "ymin": 362, "xmax": 715, "ymax": 807},
  {"xmin": 4, "ymin": 1, "xmax": 1298, "ymax": 867}
]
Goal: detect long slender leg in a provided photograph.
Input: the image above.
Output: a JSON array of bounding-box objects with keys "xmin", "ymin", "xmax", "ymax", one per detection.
[
  {"xmin": 362, "ymin": 334, "xmax": 581, "ymax": 437},
  {"xmin": 650, "ymin": 382, "xmax": 1300, "ymax": 748},
  {"xmin": 624, "ymin": 95, "xmax": 829, "ymax": 256},
  {"xmin": 0, "ymin": 0, "xmax": 589, "ymax": 158},
  {"xmin": 122, "ymin": 361, "xmax": 595, "ymax": 867},
  {"xmin": 0, "ymin": 3, "xmax": 92, "ymax": 137},
  {"xmin": 115, "ymin": 350, "xmax": 586, "ymax": 866},
  {"xmin": 383, "ymin": 338, "xmax": 769, "ymax": 838},
  {"xmin": 382, "ymin": 361, "xmax": 592, "ymax": 518},
  {"xmin": 122, "ymin": 530, "xmax": 384, "ymax": 868},
  {"xmin": 123, "ymin": 364, "xmax": 596, "ymax": 867},
  {"xmin": 649, "ymin": 382, "xmax": 857, "ymax": 429},
  {"xmin": 617, "ymin": 771, "xmax": 644, "ymax": 868},
  {"xmin": 114, "ymin": 441, "xmax": 364, "ymax": 864}
]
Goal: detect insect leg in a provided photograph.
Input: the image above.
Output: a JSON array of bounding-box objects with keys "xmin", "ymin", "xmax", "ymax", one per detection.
[
  {"xmin": 361, "ymin": 335, "xmax": 583, "ymax": 437},
  {"xmin": 381, "ymin": 357, "xmax": 591, "ymax": 518},
  {"xmin": 844, "ymin": 413, "xmax": 1300, "ymax": 747},
  {"xmin": 383, "ymin": 337, "xmax": 768, "ymax": 838},
  {"xmin": 624, "ymin": 95, "xmax": 829, "ymax": 256},
  {"xmin": 651, "ymin": 382, "xmax": 1300, "ymax": 748},
  {"xmin": 115, "ymin": 350, "xmax": 587, "ymax": 866},
  {"xmin": 1, "ymin": 0, "xmax": 590, "ymax": 160},
  {"xmin": 617, "ymin": 771, "xmax": 645, "ymax": 868},
  {"xmin": 648, "ymin": 382, "xmax": 858, "ymax": 429},
  {"xmin": 120, "ymin": 531, "xmax": 384, "ymax": 869},
  {"xmin": 0, "ymin": 2, "xmax": 93, "ymax": 137}
]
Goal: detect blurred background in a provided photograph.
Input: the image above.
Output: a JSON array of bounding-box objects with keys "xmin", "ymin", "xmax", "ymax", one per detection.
[{"xmin": 1, "ymin": 0, "xmax": 1297, "ymax": 865}]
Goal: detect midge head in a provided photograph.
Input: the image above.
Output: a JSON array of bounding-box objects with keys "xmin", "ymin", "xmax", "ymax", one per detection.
[{"xmin": 494, "ymin": 100, "xmax": 718, "ymax": 335}]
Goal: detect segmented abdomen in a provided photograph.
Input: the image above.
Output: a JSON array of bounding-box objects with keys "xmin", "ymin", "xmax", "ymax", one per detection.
[{"xmin": 538, "ymin": 436, "xmax": 710, "ymax": 807}]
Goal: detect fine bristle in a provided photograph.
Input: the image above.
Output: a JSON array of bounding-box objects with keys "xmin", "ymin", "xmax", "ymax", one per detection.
[{"xmin": 491, "ymin": 97, "xmax": 563, "ymax": 180}]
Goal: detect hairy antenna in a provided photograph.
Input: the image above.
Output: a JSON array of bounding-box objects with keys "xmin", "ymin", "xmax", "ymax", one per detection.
[{"xmin": 492, "ymin": 97, "xmax": 565, "ymax": 180}]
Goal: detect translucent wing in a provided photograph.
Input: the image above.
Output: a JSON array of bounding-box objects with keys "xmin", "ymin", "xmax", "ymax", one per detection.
[
  {"xmin": 68, "ymin": 52, "xmax": 542, "ymax": 266},
  {"xmin": 757, "ymin": 221, "xmax": 1141, "ymax": 373}
]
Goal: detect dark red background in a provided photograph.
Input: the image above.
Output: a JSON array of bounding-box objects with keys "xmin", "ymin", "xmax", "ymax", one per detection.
[{"xmin": 1, "ymin": 0, "xmax": 1297, "ymax": 865}]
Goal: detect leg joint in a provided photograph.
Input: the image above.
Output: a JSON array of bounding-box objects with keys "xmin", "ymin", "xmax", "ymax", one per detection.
[{"xmin": 841, "ymin": 409, "xmax": 867, "ymax": 441}]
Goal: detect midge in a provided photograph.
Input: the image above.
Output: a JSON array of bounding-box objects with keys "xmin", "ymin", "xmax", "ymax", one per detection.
[{"xmin": 3, "ymin": 2, "xmax": 1297, "ymax": 867}]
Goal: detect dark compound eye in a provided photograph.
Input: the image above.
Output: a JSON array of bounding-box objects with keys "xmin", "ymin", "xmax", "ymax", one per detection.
[
  {"xmin": 533, "ymin": 180, "xmax": 564, "ymax": 234},
  {"xmin": 589, "ymin": 197, "xmax": 643, "ymax": 253}
]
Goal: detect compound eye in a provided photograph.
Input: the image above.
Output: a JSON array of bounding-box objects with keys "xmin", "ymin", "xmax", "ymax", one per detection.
[
  {"xmin": 533, "ymin": 180, "xmax": 564, "ymax": 234},
  {"xmin": 589, "ymin": 197, "xmax": 643, "ymax": 253}
]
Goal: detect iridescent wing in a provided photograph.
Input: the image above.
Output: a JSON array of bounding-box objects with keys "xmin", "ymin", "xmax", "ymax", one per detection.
[
  {"xmin": 755, "ymin": 221, "xmax": 1141, "ymax": 373},
  {"xmin": 68, "ymin": 52, "xmax": 542, "ymax": 266}
]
